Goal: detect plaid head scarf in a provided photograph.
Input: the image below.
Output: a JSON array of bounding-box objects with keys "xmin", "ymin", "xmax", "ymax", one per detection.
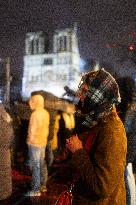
[{"xmin": 76, "ymin": 68, "xmax": 121, "ymax": 128}]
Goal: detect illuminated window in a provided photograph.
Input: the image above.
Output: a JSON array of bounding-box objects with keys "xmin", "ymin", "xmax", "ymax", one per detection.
[{"xmin": 44, "ymin": 58, "xmax": 53, "ymax": 65}]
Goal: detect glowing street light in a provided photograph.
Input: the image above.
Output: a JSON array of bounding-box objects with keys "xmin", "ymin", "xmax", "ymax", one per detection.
[
  {"xmin": 129, "ymin": 46, "xmax": 134, "ymax": 50},
  {"xmin": 128, "ymin": 45, "xmax": 135, "ymax": 51}
]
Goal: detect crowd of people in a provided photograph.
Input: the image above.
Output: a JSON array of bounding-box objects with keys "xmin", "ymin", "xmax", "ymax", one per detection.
[{"xmin": 0, "ymin": 67, "xmax": 136, "ymax": 205}]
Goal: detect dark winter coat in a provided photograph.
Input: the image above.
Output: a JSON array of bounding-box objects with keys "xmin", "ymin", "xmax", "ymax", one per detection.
[
  {"xmin": 0, "ymin": 105, "xmax": 14, "ymax": 200},
  {"xmin": 124, "ymin": 102, "xmax": 136, "ymax": 163},
  {"xmin": 71, "ymin": 108, "xmax": 127, "ymax": 205}
]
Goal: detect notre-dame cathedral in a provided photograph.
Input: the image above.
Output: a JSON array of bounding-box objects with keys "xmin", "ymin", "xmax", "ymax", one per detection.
[{"xmin": 21, "ymin": 25, "xmax": 81, "ymax": 100}]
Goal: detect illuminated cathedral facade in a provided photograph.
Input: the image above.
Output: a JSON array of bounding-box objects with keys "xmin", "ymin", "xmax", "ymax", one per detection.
[{"xmin": 22, "ymin": 26, "xmax": 81, "ymax": 100}]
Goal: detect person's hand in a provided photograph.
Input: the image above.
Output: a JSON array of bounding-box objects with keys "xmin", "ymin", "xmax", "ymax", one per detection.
[{"xmin": 66, "ymin": 135, "xmax": 83, "ymax": 153}]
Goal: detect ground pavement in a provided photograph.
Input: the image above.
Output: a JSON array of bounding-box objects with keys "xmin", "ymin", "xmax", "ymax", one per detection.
[
  {"xmin": 0, "ymin": 163, "xmax": 136, "ymax": 205},
  {"xmin": 0, "ymin": 162, "xmax": 72, "ymax": 205}
]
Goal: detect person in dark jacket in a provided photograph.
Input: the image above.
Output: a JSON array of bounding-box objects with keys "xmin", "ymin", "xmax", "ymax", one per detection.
[
  {"xmin": 0, "ymin": 103, "xmax": 14, "ymax": 200},
  {"xmin": 46, "ymin": 109, "xmax": 57, "ymax": 167},
  {"xmin": 66, "ymin": 68, "xmax": 127, "ymax": 205},
  {"xmin": 117, "ymin": 77, "xmax": 136, "ymax": 205},
  {"xmin": 124, "ymin": 86, "xmax": 136, "ymax": 205}
]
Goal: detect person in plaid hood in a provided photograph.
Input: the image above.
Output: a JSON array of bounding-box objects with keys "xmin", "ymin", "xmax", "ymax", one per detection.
[
  {"xmin": 76, "ymin": 68, "xmax": 121, "ymax": 128},
  {"xmin": 66, "ymin": 68, "xmax": 127, "ymax": 205}
]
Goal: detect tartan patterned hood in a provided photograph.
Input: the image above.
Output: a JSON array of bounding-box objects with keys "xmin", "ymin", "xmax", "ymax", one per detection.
[{"xmin": 76, "ymin": 68, "xmax": 121, "ymax": 128}]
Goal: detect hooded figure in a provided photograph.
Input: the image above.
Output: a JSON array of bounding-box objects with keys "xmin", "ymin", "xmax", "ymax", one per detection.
[
  {"xmin": 27, "ymin": 94, "xmax": 50, "ymax": 147},
  {"xmin": 66, "ymin": 68, "xmax": 127, "ymax": 205},
  {"xmin": 26, "ymin": 94, "xmax": 50, "ymax": 197}
]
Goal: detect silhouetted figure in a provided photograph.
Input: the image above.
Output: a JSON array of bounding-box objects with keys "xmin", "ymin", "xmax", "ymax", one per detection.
[
  {"xmin": 0, "ymin": 103, "xmax": 14, "ymax": 200},
  {"xmin": 117, "ymin": 77, "xmax": 136, "ymax": 205}
]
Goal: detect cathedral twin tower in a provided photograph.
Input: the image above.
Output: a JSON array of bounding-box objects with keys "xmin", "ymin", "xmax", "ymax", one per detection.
[{"xmin": 22, "ymin": 25, "xmax": 81, "ymax": 100}]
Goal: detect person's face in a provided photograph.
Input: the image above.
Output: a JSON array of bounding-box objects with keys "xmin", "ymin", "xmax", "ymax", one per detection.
[
  {"xmin": 29, "ymin": 98, "xmax": 35, "ymax": 110},
  {"xmin": 78, "ymin": 96, "xmax": 95, "ymax": 114},
  {"xmin": 77, "ymin": 81, "xmax": 94, "ymax": 114},
  {"xmin": 77, "ymin": 83, "xmax": 88, "ymax": 102}
]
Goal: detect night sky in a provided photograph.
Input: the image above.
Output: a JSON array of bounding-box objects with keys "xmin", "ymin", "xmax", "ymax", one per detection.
[{"xmin": 0, "ymin": 0, "xmax": 136, "ymax": 82}]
